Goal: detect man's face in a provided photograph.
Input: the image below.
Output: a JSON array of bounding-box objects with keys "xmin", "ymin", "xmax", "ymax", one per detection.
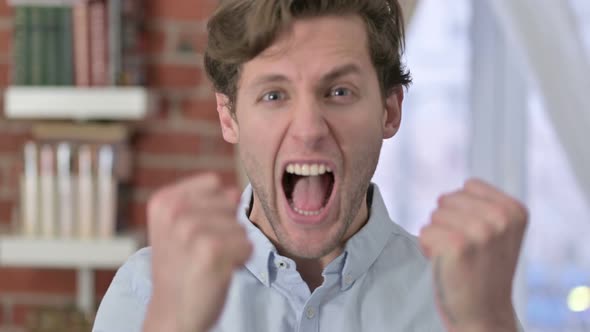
[{"xmin": 218, "ymin": 15, "xmax": 402, "ymax": 260}]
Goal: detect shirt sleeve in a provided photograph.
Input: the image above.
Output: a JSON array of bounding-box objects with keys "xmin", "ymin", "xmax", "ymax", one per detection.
[{"xmin": 92, "ymin": 248, "xmax": 153, "ymax": 332}]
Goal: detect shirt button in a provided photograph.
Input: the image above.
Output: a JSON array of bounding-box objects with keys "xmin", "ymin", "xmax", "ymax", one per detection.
[
  {"xmin": 305, "ymin": 306, "xmax": 316, "ymax": 319},
  {"xmin": 259, "ymin": 272, "xmax": 267, "ymax": 283},
  {"xmin": 344, "ymin": 274, "xmax": 354, "ymax": 285},
  {"xmin": 276, "ymin": 260, "xmax": 289, "ymax": 269}
]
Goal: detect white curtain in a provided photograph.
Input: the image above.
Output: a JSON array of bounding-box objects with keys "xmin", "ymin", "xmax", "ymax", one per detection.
[{"xmin": 488, "ymin": 0, "xmax": 590, "ymax": 205}]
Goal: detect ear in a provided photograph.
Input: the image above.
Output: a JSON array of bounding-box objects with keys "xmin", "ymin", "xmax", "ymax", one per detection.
[
  {"xmin": 216, "ymin": 93, "xmax": 239, "ymax": 144},
  {"xmin": 382, "ymin": 86, "xmax": 403, "ymax": 139}
]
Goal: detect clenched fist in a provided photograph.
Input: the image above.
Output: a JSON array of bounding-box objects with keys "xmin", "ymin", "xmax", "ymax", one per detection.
[
  {"xmin": 142, "ymin": 174, "xmax": 253, "ymax": 332},
  {"xmin": 419, "ymin": 179, "xmax": 528, "ymax": 332}
]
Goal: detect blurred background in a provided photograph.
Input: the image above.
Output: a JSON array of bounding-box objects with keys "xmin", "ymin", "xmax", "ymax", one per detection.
[
  {"xmin": 374, "ymin": 0, "xmax": 590, "ymax": 331},
  {"xmin": 0, "ymin": 0, "xmax": 587, "ymax": 331}
]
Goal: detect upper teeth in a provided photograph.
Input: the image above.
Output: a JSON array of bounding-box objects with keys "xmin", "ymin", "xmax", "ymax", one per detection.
[{"xmin": 286, "ymin": 163, "xmax": 332, "ymax": 176}]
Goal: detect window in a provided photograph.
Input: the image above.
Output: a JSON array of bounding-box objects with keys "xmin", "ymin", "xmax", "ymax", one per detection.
[
  {"xmin": 373, "ymin": 0, "xmax": 590, "ymax": 330},
  {"xmin": 526, "ymin": 2, "xmax": 590, "ymax": 331},
  {"xmin": 373, "ymin": 0, "xmax": 470, "ymax": 234}
]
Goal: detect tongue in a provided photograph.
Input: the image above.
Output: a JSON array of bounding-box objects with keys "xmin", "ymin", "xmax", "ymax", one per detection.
[{"xmin": 291, "ymin": 175, "xmax": 329, "ymax": 212}]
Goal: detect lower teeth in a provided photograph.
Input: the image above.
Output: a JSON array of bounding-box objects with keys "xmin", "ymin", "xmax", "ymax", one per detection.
[{"xmin": 292, "ymin": 204, "xmax": 323, "ymax": 216}]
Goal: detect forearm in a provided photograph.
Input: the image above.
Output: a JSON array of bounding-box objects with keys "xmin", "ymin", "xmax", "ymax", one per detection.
[
  {"xmin": 453, "ymin": 324, "xmax": 517, "ymax": 332},
  {"xmin": 142, "ymin": 299, "xmax": 179, "ymax": 332},
  {"xmin": 451, "ymin": 309, "xmax": 520, "ymax": 332},
  {"xmin": 142, "ymin": 294, "xmax": 215, "ymax": 332}
]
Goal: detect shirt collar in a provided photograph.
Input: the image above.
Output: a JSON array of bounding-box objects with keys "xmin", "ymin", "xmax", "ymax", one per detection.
[
  {"xmin": 340, "ymin": 184, "xmax": 395, "ymax": 290},
  {"xmin": 236, "ymin": 183, "xmax": 396, "ymax": 290},
  {"xmin": 236, "ymin": 185, "xmax": 275, "ymax": 287}
]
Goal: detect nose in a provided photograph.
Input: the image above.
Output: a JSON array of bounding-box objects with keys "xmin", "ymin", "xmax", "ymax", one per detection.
[{"xmin": 288, "ymin": 97, "xmax": 330, "ymax": 149}]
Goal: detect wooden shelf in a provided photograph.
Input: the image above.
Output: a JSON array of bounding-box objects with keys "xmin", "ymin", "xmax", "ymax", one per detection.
[
  {"xmin": 4, "ymin": 87, "xmax": 150, "ymax": 121},
  {"xmin": 0, "ymin": 234, "xmax": 142, "ymax": 315},
  {"xmin": 0, "ymin": 234, "xmax": 140, "ymax": 269},
  {"xmin": 8, "ymin": 0, "xmax": 81, "ymax": 6}
]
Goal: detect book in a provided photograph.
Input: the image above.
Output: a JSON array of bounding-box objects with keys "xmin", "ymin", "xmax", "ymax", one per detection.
[
  {"xmin": 12, "ymin": 6, "xmax": 30, "ymax": 85},
  {"xmin": 58, "ymin": 6, "xmax": 74, "ymax": 85},
  {"xmin": 73, "ymin": 0, "xmax": 91, "ymax": 86},
  {"xmin": 108, "ymin": 0, "xmax": 122, "ymax": 85},
  {"xmin": 120, "ymin": 0, "xmax": 145, "ymax": 85},
  {"xmin": 44, "ymin": 7, "xmax": 59, "ymax": 85},
  {"xmin": 29, "ymin": 7, "xmax": 44, "ymax": 85},
  {"xmin": 89, "ymin": 0, "xmax": 108, "ymax": 86}
]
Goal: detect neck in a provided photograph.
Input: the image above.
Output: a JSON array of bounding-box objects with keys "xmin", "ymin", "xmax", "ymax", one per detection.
[{"xmin": 291, "ymin": 257, "xmax": 331, "ymax": 292}]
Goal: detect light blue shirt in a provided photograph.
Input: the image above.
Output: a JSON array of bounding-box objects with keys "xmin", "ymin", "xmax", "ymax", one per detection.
[{"xmin": 93, "ymin": 184, "xmax": 446, "ymax": 331}]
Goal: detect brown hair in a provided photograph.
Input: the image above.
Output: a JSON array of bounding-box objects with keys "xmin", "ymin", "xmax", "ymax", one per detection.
[{"xmin": 204, "ymin": 0, "xmax": 412, "ymax": 112}]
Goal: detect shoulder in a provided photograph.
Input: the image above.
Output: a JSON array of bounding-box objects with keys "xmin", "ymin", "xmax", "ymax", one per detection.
[
  {"xmin": 114, "ymin": 247, "xmax": 154, "ymax": 303},
  {"xmin": 390, "ymin": 225, "xmax": 427, "ymax": 259},
  {"xmin": 92, "ymin": 247, "xmax": 153, "ymax": 332},
  {"xmin": 368, "ymin": 184, "xmax": 429, "ymax": 266},
  {"xmin": 378, "ymin": 223, "xmax": 431, "ymax": 274}
]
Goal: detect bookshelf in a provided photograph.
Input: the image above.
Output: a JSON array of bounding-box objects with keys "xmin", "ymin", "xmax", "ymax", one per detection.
[
  {"xmin": 0, "ymin": 234, "xmax": 142, "ymax": 315},
  {"xmin": 0, "ymin": 234, "xmax": 140, "ymax": 268},
  {"xmin": 4, "ymin": 86, "xmax": 150, "ymax": 120},
  {"xmin": 2, "ymin": 0, "xmax": 147, "ymax": 317}
]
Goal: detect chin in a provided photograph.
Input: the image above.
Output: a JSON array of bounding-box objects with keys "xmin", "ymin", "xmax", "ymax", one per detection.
[{"xmin": 283, "ymin": 241, "xmax": 340, "ymax": 260}]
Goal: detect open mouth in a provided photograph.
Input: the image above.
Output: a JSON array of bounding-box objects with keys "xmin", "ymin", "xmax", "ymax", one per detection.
[{"xmin": 282, "ymin": 162, "xmax": 335, "ymax": 217}]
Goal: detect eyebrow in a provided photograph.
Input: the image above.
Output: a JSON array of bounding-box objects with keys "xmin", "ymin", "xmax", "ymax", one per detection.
[
  {"xmin": 248, "ymin": 74, "xmax": 289, "ymax": 89},
  {"xmin": 247, "ymin": 63, "xmax": 363, "ymax": 90},
  {"xmin": 317, "ymin": 63, "xmax": 362, "ymax": 87}
]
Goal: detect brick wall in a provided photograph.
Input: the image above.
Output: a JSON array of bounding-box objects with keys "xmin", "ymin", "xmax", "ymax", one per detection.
[{"xmin": 0, "ymin": 0, "xmax": 236, "ymax": 329}]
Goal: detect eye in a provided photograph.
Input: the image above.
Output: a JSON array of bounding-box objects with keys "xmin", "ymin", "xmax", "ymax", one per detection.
[
  {"xmin": 261, "ymin": 90, "xmax": 286, "ymax": 102},
  {"xmin": 327, "ymin": 87, "xmax": 352, "ymax": 98}
]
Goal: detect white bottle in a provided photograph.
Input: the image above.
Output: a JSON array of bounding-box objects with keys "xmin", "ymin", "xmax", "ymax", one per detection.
[
  {"xmin": 97, "ymin": 145, "xmax": 116, "ymax": 238},
  {"xmin": 78, "ymin": 145, "xmax": 94, "ymax": 239},
  {"xmin": 40, "ymin": 145, "xmax": 56, "ymax": 237},
  {"xmin": 57, "ymin": 143, "xmax": 74, "ymax": 238},
  {"xmin": 22, "ymin": 142, "xmax": 38, "ymax": 236}
]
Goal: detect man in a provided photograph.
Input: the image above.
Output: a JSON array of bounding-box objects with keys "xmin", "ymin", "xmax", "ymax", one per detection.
[{"xmin": 93, "ymin": 0, "xmax": 528, "ymax": 331}]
